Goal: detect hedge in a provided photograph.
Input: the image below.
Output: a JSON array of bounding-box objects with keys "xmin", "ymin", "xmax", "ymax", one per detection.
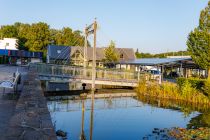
[{"xmin": 177, "ymin": 77, "xmax": 206, "ymax": 91}]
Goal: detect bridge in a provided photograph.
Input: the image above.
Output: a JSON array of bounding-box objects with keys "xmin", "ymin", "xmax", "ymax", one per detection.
[{"xmin": 30, "ymin": 63, "xmax": 154, "ymax": 87}]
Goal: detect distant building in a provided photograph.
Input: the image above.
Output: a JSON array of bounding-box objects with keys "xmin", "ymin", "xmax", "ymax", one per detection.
[
  {"xmin": 47, "ymin": 45, "xmax": 136, "ymax": 67},
  {"xmin": 0, "ymin": 38, "xmax": 18, "ymax": 50},
  {"xmin": 47, "ymin": 45, "xmax": 71, "ymax": 64},
  {"xmin": 0, "ymin": 49, "xmax": 43, "ymax": 65}
]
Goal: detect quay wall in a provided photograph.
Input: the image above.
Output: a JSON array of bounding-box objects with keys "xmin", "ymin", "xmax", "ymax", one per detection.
[{"xmin": 5, "ymin": 69, "xmax": 57, "ymax": 140}]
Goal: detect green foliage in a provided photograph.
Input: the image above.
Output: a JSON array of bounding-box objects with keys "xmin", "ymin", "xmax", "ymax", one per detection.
[
  {"xmin": 204, "ymin": 78, "xmax": 210, "ymax": 97},
  {"xmin": 187, "ymin": 2, "xmax": 210, "ymax": 76},
  {"xmin": 136, "ymin": 81, "xmax": 210, "ymax": 105},
  {"xmin": 0, "ymin": 25, "xmax": 18, "ymax": 38},
  {"xmin": 135, "ymin": 80, "xmax": 147, "ymax": 95},
  {"xmin": 0, "ymin": 22, "xmax": 85, "ymax": 52},
  {"xmin": 27, "ymin": 22, "xmax": 50, "ymax": 52},
  {"xmin": 104, "ymin": 41, "xmax": 119, "ymax": 63},
  {"xmin": 51, "ymin": 28, "xmax": 84, "ymax": 47},
  {"xmin": 177, "ymin": 77, "xmax": 206, "ymax": 91},
  {"xmin": 181, "ymin": 80, "xmax": 197, "ymax": 98}
]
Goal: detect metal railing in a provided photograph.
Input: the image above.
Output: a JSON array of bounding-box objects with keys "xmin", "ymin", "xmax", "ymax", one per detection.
[{"xmin": 30, "ymin": 63, "xmax": 153, "ymax": 83}]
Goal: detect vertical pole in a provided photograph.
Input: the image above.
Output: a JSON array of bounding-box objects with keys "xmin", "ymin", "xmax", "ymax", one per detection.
[
  {"xmin": 83, "ymin": 26, "xmax": 88, "ymax": 78},
  {"xmin": 180, "ymin": 63, "xmax": 183, "ymax": 77},
  {"xmin": 90, "ymin": 19, "xmax": 97, "ymax": 140},
  {"xmin": 4, "ymin": 44, "xmax": 6, "ymax": 64},
  {"xmin": 137, "ymin": 65, "xmax": 140, "ymax": 81},
  {"xmin": 161, "ymin": 65, "xmax": 164, "ymax": 82},
  {"xmin": 92, "ymin": 20, "xmax": 97, "ymax": 91},
  {"xmin": 158, "ymin": 65, "xmax": 162, "ymax": 84}
]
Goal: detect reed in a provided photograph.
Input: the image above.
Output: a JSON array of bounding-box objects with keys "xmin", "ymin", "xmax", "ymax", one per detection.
[{"xmin": 136, "ymin": 80, "xmax": 210, "ymax": 105}]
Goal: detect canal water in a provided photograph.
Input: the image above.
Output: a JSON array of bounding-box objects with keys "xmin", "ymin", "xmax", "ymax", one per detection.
[{"xmin": 47, "ymin": 95, "xmax": 209, "ymax": 140}]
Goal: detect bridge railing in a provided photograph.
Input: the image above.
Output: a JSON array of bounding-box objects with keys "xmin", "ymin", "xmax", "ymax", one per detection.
[{"xmin": 30, "ymin": 63, "xmax": 154, "ymax": 82}]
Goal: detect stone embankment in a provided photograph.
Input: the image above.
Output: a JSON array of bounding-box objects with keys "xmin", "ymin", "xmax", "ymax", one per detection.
[{"xmin": 4, "ymin": 69, "xmax": 57, "ymax": 140}]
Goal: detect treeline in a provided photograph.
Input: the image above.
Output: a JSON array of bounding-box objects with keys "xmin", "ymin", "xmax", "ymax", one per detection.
[
  {"xmin": 135, "ymin": 49, "xmax": 190, "ymax": 58},
  {"xmin": 0, "ymin": 22, "xmax": 85, "ymax": 52}
]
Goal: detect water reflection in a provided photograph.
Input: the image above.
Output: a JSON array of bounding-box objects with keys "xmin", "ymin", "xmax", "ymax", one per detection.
[
  {"xmin": 80, "ymin": 100, "xmax": 86, "ymax": 140},
  {"xmin": 187, "ymin": 112, "xmax": 210, "ymax": 129},
  {"xmin": 48, "ymin": 95, "xmax": 209, "ymax": 140}
]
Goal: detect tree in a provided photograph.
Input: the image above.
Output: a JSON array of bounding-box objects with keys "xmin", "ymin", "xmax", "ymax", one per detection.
[
  {"xmin": 50, "ymin": 27, "xmax": 85, "ymax": 47},
  {"xmin": 26, "ymin": 22, "xmax": 50, "ymax": 52},
  {"xmin": 187, "ymin": 1, "xmax": 210, "ymax": 78},
  {"xmin": 0, "ymin": 25, "xmax": 18, "ymax": 38},
  {"xmin": 0, "ymin": 22, "xmax": 86, "ymax": 51},
  {"xmin": 16, "ymin": 23, "xmax": 31, "ymax": 50},
  {"xmin": 104, "ymin": 41, "xmax": 119, "ymax": 64}
]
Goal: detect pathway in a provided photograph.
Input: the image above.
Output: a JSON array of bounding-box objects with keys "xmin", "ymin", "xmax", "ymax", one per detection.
[{"xmin": 0, "ymin": 65, "xmax": 28, "ymax": 139}]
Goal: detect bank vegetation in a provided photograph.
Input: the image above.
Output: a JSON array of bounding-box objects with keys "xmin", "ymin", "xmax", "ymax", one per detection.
[{"xmin": 135, "ymin": 78, "xmax": 210, "ymax": 106}]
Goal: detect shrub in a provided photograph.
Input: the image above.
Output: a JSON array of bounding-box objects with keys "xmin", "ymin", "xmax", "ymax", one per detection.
[
  {"xmin": 203, "ymin": 78, "xmax": 210, "ymax": 98},
  {"xmin": 181, "ymin": 80, "xmax": 197, "ymax": 99},
  {"xmin": 136, "ymin": 80, "xmax": 147, "ymax": 95},
  {"xmin": 177, "ymin": 77, "xmax": 206, "ymax": 91}
]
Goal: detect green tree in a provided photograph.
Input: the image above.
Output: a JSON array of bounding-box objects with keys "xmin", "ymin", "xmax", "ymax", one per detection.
[
  {"xmin": 26, "ymin": 22, "xmax": 50, "ymax": 52},
  {"xmin": 0, "ymin": 25, "xmax": 18, "ymax": 38},
  {"xmin": 15, "ymin": 23, "xmax": 31, "ymax": 50},
  {"xmin": 51, "ymin": 27, "xmax": 85, "ymax": 46},
  {"xmin": 187, "ymin": 1, "xmax": 210, "ymax": 78},
  {"xmin": 104, "ymin": 41, "xmax": 119, "ymax": 63}
]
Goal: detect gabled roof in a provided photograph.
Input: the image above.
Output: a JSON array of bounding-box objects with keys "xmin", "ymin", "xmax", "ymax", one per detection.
[
  {"xmin": 71, "ymin": 46, "xmax": 135, "ymax": 61},
  {"xmin": 48, "ymin": 45, "xmax": 135, "ymax": 61}
]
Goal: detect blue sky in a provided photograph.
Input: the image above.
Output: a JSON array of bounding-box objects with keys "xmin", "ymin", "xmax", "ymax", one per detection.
[{"xmin": 0, "ymin": 0, "xmax": 208, "ymax": 53}]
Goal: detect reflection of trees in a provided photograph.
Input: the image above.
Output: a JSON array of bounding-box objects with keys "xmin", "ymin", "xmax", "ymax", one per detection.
[
  {"xmin": 136, "ymin": 95, "xmax": 210, "ymax": 113},
  {"xmin": 136, "ymin": 95, "xmax": 210, "ymax": 128},
  {"xmin": 187, "ymin": 112, "xmax": 210, "ymax": 129}
]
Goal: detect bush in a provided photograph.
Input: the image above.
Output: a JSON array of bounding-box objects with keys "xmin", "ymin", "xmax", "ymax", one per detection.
[
  {"xmin": 136, "ymin": 80, "xmax": 147, "ymax": 95},
  {"xmin": 203, "ymin": 78, "xmax": 210, "ymax": 98},
  {"xmin": 177, "ymin": 77, "xmax": 206, "ymax": 91}
]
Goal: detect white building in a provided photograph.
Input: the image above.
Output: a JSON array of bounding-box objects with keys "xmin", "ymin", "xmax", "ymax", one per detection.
[{"xmin": 0, "ymin": 38, "xmax": 18, "ymax": 50}]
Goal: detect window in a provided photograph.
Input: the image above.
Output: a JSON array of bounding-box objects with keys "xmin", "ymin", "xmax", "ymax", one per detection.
[
  {"xmin": 120, "ymin": 54, "xmax": 124, "ymax": 59},
  {"xmin": 57, "ymin": 50, "xmax": 61, "ymax": 54}
]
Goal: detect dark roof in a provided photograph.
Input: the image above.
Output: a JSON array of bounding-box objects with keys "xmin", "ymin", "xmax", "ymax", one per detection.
[
  {"xmin": 118, "ymin": 58, "xmax": 192, "ymax": 66},
  {"xmin": 48, "ymin": 45, "xmax": 71, "ymax": 59},
  {"xmin": 48, "ymin": 45, "xmax": 135, "ymax": 61}
]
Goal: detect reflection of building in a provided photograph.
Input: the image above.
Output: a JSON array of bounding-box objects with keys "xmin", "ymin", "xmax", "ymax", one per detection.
[{"xmin": 47, "ymin": 45, "xmax": 136, "ymax": 67}]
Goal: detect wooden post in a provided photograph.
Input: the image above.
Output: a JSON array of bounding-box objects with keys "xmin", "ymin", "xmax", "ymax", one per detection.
[
  {"xmin": 161, "ymin": 65, "xmax": 164, "ymax": 82},
  {"xmin": 92, "ymin": 20, "xmax": 97, "ymax": 91},
  {"xmin": 90, "ymin": 19, "xmax": 97, "ymax": 140},
  {"xmin": 158, "ymin": 65, "xmax": 162, "ymax": 84},
  {"xmin": 83, "ymin": 25, "xmax": 88, "ymax": 78},
  {"xmin": 138, "ymin": 65, "xmax": 140, "ymax": 81}
]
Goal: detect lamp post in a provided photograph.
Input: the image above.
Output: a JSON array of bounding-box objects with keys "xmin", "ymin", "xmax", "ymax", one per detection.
[{"xmin": 4, "ymin": 43, "xmax": 9, "ymax": 64}]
